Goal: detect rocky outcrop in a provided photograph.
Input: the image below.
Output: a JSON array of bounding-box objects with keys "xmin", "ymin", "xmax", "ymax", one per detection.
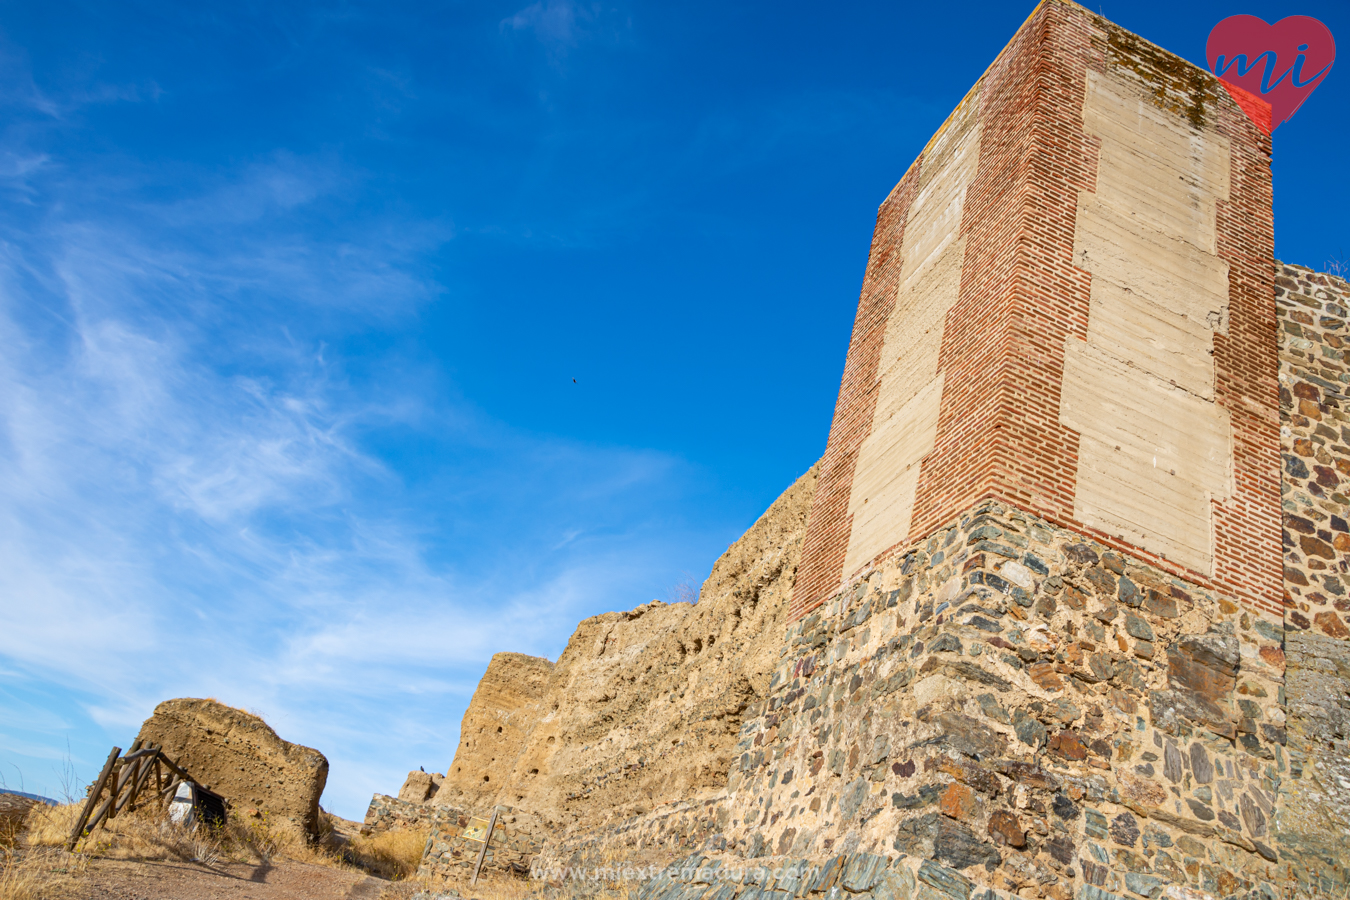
[
  {"xmin": 398, "ymin": 770, "xmax": 444, "ymax": 803},
  {"xmin": 436, "ymin": 464, "xmax": 818, "ymax": 827},
  {"xmin": 0, "ymin": 793, "xmax": 43, "ymax": 842},
  {"xmin": 136, "ymin": 698, "xmax": 328, "ymax": 837}
]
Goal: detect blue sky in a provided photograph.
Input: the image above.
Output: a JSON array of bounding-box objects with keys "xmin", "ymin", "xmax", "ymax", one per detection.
[{"xmin": 1, "ymin": 0, "xmax": 1345, "ymax": 821}]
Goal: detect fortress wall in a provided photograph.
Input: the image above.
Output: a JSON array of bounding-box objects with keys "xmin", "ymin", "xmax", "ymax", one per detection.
[
  {"xmin": 1271, "ymin": 263, "xmax": 1350, "ymax": 892},
  {"xmin": 1276, "ymin": 263, "xmax": 1350, "ymax": 640},
  {"xmin": 430, "ymin": 466, "xmax": 818, "ymax": 830},
  {"xmin": 408, "ymin": 7, "xmax": 1350, "ymax": 899},
  {"xmin": 439, "ymin": 652, "xmax": 554, "ymax": 809},
  {"xmin": 541, "ymin": 500, "xmax": 1292, "ymax": 899},
  {"xmin": 532, "ymin": 265, "xmax": 1350, "ymax": 895},
  {"xmin": 719, "ymin": 501, "xmax": 1288, "ymax": 899},
  {"xmin": 792, "ymin": 0, "xmax": 1280, "ymax": 623}
]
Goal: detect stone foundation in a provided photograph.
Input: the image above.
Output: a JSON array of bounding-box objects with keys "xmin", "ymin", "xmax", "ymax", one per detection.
[
  {"xmin": 719, "ymin": 500, "xmax": 1287, "ymax": 898},
  {"xmin": 418, "ymin": 806, "xmax": 547, "ymax": 883},
  {"xmin": 533, "ymin": 499, "xmax": 1308, "ymax": 899},
  {"xmin": 363, "ymin": 794, "xmax": 546, "ymax": 883}
]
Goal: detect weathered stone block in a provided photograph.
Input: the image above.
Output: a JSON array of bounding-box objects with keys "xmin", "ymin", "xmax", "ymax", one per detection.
[{"xmin": 135, "ymin": 698, "xmax": 327, "ymax": 837}]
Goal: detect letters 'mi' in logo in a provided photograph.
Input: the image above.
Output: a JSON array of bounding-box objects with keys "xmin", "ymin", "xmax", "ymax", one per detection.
[{"xmin": 1206, "ymin": 15, "xmax": 1335, "ymax": 133}]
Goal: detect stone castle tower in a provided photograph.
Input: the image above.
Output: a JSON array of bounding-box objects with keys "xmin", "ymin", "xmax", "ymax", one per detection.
[{"xmin": 791, "ymin": 6, "xmax": 1278, "ymax": 624}]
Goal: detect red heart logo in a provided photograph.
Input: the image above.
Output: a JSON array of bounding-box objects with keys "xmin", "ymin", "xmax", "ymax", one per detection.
[{"xmin": 1206, "ymin": 15, "xmax": 1335, "ymax": 134}]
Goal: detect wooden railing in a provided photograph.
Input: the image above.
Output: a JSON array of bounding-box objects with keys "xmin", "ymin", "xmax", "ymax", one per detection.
[{"xmin": 65, "ymin": 742, "xmax": 196, "ymax": 852}]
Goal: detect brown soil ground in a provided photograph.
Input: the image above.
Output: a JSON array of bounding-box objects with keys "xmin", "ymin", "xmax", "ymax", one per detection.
[{"xmin": 71, "ymin": 858, "xmax": 406, "ymax": 900}]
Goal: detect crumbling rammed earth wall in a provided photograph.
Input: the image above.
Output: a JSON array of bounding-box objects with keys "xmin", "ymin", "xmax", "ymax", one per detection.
[{"xmin": 435, "ymin": 465, "xmax": 818, "ymax": 830}]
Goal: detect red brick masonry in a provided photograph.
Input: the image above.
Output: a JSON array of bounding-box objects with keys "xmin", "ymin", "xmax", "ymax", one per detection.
[{"xmin": 792, "ymin": 0, "xmax": 1280, "ymax": 621}]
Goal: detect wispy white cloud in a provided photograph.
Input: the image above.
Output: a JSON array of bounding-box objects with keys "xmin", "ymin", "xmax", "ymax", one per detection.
[{"xmin": 0, "ymin": 127, "xmax": 710, "ymax": 820}]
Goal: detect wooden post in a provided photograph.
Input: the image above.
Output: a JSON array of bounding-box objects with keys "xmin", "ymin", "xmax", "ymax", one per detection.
[
  {"xmin": 469, "ymin": 807, "xmax": 499, "ymax": 887},
  {"xmin": 66, "ymin": 746, "xmax": 120, "ymax": 852},
  {"xmin": 106, "ymin": 760, "xmax": 129, "ymax": 821},
  {"xmin": 115, "ymin": 754, "xmax": 158, "ymax": 815}
]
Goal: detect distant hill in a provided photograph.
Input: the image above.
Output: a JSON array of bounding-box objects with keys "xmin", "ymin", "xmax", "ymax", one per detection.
[{"xmin": 0, "ymin": 789, "xmax": 57, "ymax": 806}]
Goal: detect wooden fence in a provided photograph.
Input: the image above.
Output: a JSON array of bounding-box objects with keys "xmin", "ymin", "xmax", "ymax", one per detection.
[{"xmin": 65, "ymin": 741, "xmax": 199, "ymax": 851}]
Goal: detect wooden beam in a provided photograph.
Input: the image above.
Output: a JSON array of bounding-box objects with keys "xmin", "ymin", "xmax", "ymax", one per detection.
[
  {"xmin": 115, "ymin": 755, "xmax": 157, "ymax": 815},
  {"xmin": 470, "ymin": 807, "xmax": 500, "ymax": 887},
  {"xmin": 157, "ymin": 754, "xmax": 191, "ymax": 784},
  {"xmin": 83, "ymin": 792, "xmax": 116, "ymax": 837},
  {"xmin": 66, "ymin": 746, "xmax": 120, "ymax": 852},
  {"xmin": 120, "ymin": 747, "xmax": 158, "ymax": 763}
]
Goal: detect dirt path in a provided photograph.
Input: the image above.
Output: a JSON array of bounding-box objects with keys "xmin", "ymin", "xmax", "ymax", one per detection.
[{"xmin": 73, "ymin": 857, "xmax": 401, "ymax": 900}]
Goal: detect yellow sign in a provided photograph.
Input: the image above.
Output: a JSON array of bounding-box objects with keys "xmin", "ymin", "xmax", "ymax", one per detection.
[{"xmin": 461, "ymin": 817, "xmax": 491, "ymax": 843}]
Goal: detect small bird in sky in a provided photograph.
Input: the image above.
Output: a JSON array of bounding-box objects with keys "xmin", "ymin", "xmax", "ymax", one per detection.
[{"xmin": 572, "ymin": 378, "xmax": 577, "ymax": 383}]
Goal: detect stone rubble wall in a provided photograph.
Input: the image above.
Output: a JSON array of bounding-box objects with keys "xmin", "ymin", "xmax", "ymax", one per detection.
[
  {"xmin": 535, "ymin": 500, "xmax": 1299, "ymax": 900},
  {"xmin": 363, "ymin": 793, "xmax": 547, "ymax": 883},
  {"xmin": 720, "ymin": 501, "xmax": 1290, "ymax": 899},
  {"xmin": 1276, "ymin": 263, "xmax": 1350, "ymax": 641},
  {"xmin": 1271, "ymin": 629, "xmax": 1350, "ymax": 894},
  {"xmin": 536, "ymin": 797, "xmax": 728, "ymax": 875},
  {"xmin": 1271, "ymin": 262, "xmax": 1350, "ymax": 894},
  {"xmin": 363, "ymin": 793, "xmax": 464, "ymax": 835},
  {"xmin": 418, "ymin": 806, "xmax": 548, "ymax": 884},
  {"xmin": 627, "ymin": 850, "xmax": 1016, "ymax": 900}
]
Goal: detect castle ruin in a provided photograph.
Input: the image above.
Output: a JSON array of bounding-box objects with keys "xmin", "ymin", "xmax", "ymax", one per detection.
[{"xmin": 368, "ymin": 4, "xmax": 1350, "ymax": 897}]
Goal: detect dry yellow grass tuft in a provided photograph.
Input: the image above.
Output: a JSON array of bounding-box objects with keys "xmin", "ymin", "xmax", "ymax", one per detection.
[
  {"xmin": 344, "ymin": 828, "xmax": 427, "ymax": 881},
  {"xmin": 0, "ymin": 848, "xmax": 85, "ymax": 900},
  {"xmin": 20, "ymin": 805, "xmax": 79, "ymax": 851},
  {"xmin": 413, "ymin": 871, "xmax": 536, "ymax": 900},
  {"xmin": 25, "ymin": 802, "xmax": 221, "ymax": 864},
  {"xmin": 23, "ymin": 800, "xmax": 439, "ymax": 885}
]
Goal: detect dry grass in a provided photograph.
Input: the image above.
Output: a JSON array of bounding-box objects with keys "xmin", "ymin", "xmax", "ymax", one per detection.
[
  {"xmin": 24, "ymin": 801, "xmax": 435, "ymax": 885},
  {"xmin": 29, "ymin": 802, "xmax": 341, "ymax": 864},
  {"xmin": 412, "ymin": 870, "xmax": 538, "ymax": 900},
  {"xmin": 26, "ymin": 802, "xmax": 223, "ymax": 864},
  {"xmin": 344, "ymin": 828, "xmax": 428, "ymax": 881},
  {"xmin": 0, "ymin": 848, "xmax": 85, "ymax": 900}
]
